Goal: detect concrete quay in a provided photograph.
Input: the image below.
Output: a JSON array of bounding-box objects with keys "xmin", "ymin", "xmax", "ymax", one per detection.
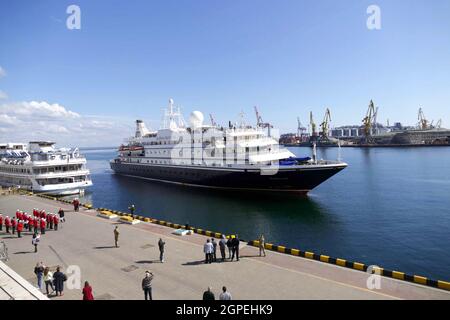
[{"xmin": 0, "ymin": 194, "xmax": 449, "ymax": 300}]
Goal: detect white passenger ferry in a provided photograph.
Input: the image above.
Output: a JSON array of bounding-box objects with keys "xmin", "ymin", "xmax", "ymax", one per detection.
[
  {"xmin": 111, "ymin": 99, "xmax": 347, "ymax": 194},
  {"xmin": 0, "ymin": 141, "xmax": 92, "ymax": 195}
]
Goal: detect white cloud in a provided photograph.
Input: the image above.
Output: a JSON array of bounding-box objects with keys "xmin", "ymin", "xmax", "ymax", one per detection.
[
  {"xmin": 0, "ymin": 90, "xmax": 7, "ymax": 100},
  {"xmin": 0, "ymin": 66, "xmax": 5, "ymax": 78},
  {"xmin": 0, "ymin": 100, "xmax": 134, "ymax": 147},
  {"xmin": 1, "ymin": 101, "xmax": 80, "ymax": 120}
]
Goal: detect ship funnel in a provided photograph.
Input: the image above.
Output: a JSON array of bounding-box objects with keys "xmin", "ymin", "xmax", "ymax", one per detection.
[{"xmin": 135, "ymin": 120, "xmax": 151, "ymax": 138}]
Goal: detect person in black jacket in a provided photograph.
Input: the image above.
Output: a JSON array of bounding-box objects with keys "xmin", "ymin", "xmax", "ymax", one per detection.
[
  {"xmin": 158, "ymin": 238, "xmax": 165, "ymax": 263},
  {"xmin": 231, "ymin": 234, "xmax": 240, "ymax": 261},
  {"xmin": 202, "ymin": 287, "xmax": 215, "ymax": 300},
  {"xmin": 53, "ymin": 266, "xmax": 67, "ymax": 296},
  {"xmin": 226, "ymin": 237, "xmax": 232, "ymax": 260},
  {"xmin": 142, "ymin": 271, "xmax": 154, "ymax": 300},
  {"xmin": 211, "ymin": 238, "xmax": 217, "ymax": 262}
]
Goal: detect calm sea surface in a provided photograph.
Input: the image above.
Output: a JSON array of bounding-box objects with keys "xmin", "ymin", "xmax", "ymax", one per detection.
[{"xmin": 73, "ymin": 147, "xmax": 450, "ymax": 281}]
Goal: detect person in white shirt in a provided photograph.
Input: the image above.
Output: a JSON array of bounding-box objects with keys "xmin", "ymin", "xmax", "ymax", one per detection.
[
  {"xmin": 204, "ymin": 239, "xmax": 213, "ymax": 264},
  {"xmin": 219, "ymin": 286, "xmax": 232, "ymax": 300}
]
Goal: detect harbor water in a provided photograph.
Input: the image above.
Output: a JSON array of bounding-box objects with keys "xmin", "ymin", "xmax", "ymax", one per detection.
[{"xmin": 72, "ymin": 147, "xmax": 450, "ymax": 281}]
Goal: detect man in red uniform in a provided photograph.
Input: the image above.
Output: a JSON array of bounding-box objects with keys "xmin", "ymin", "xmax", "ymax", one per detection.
[
  {"xmin": 28, "ymin": 215, "xmax": 34, "ymax": 232},
  {"xmin": 41, "ymin": 210, "xmax": 47, "ymax": 220},
  {"xmin": 33, "ymin": 217, "xmax": 39, "ymax": 234},
  {"xmin": 0, "ymin": 213, "xmax": 3, "ymax": 231},
  {"xmin": 16, "ymin": 210, "xmax": 22, "ymax": 221},
  {"xmin": 53, "ymin": 215, "xmax": 59, "ymax": 231},
  {"xmin": 48, "ymin": 214, "xmax": 54, "ymax": 230},
  {"xmin": 11, "ymin": 217, "xmax": 17, "ymax": 234},
  {"xmin": 40, "ymin": 218, "xmax": 46, "ymax": 235},
  {"xmin": 17, "ymin": 220, "xmax": 23, "ymax": 238},
  {"xmin": 5, "ymin": 216, "xmax": 11, "ymax": 233}
]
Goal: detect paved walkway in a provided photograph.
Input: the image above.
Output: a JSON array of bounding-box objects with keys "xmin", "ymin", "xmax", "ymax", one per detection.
[
  {"xmin": 0, "ymin": 194, "xmax": 449, "ymax": 300},
  {"xmin": 0, "ymin": 261, "xmax": 49, "ymax": 300}
]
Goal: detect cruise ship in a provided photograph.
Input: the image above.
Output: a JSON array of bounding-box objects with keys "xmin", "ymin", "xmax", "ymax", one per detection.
[
  {"xmin": 0, "ymin": 141, "xmax": 92, "ymax": 195},
  {"xmin": 110, "ymin": 99, "xmax": 347, "ymax": 194}
]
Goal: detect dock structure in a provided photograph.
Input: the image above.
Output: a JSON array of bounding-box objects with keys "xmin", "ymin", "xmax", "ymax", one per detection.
[{"xmin": 0, "ymin": 194, "xmax": 449, "ymax": 300}]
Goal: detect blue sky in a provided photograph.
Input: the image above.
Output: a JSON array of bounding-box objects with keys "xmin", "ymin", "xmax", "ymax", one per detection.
[{"xmin": 1, "ymin": 0, "xmax": 450, "ymax": 146}]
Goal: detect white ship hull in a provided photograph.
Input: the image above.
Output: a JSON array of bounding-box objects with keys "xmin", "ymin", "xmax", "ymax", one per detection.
[{"xmin": 0, "ymin": 141, "xmax": 93, "ymax": 196}]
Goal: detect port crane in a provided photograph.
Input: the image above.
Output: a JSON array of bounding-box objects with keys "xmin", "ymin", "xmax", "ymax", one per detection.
[
  {"xmin": 320, "ymin": 108, "xmax": 332, "ymax": 140},
  {"xmin": 362, "ymin": 100, "xmax": 376, "ymax": 137},
  {"xmin": 254, "ymin": 106, "xmax": 273, "ymax": 136},
  {"xmin": 418, "ymin": 108, "xmax": 430, "ymax": 130}
]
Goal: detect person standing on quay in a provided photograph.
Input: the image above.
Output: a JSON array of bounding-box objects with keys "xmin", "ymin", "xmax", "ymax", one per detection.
[
  {"xmin": 43, "ymin": 267, "xmax": 55, "ymax": 296},
  {"xmin": 11, "ymin": 217, "xmax": 16, "ymax": 234},
  {"xmin": 231, "ymin": 234, "xmax": 240, "ymax": 261},
  {"xmin": 73, "ymin": 198, "xmax": 80, "ymax": 212},
  {"xmin": 128, "ymin": 204, "xmax": 136, "ymax": 216},
  {"xmin": 58, "ymin": 208, "xmax": 65, "ymax": 223},
  {"xmin": 28, "ymin": 215, "xmax": 33, "ymax": 232},
  {"xmin": 158, "ymin": 238, "xmax": 165, "ymax": 263},
  {"xmin": 204, "ymin": 239, "xmax": 213, "ymax": 264},
  {"xmin": 32, "ymin": 232, "xmax": 40, "ymax": 252},
  {"xmin": 82, "ymin": 281, "xmax": 94, "ymax": 300},
  {"xmin": 53, "ymin": 266, "xmax": 67, "ymax": 296},
  {"xmin": 33, "ymin": 217, "xmax": 39, "ymax": 234},
  {"xmin": 17, "ymin": 220, "xmax": 23, "ymax": 238},
  {"xmin": 142, "ymin": 271, "xmax": 154, "ymax": 300},
  {"xmin": 114, "ymin": 226, "xmax": 120, "ymax": 248},
  {"xmin": 34, "ymin": 262, "xmax": 44, "ymax": 290},
  {"xmin": 226, "ymin": 236, "xmax": 232, "ymax": 259},
  {"xmin": 202, "ymin": 287, "xmax": 215, "ymax": 300},
  {"xmin": 40, "ymin": 218, "xmax": 46, "ymax": 235},
  {"xmin": 219, "ymin": 286, "xmax": 232, "ymax": 300},
  {"xmin": 211, "ymin": 238, "xmax": 217, "ymax": 262},
  {"xmin": 0, "ymin": 213, "xmax": 3, "ymax": 231},
  {"xmin": 4, "ymin": 216, "xmax": 11, "ymax": 233},
  {"xmin": 53, "ymin": 215, "xmax": 59, "ymax": 231},
  {"xmin": 219, "ymin": 235, "xmax": 227, "ymax": 262},
  {"xmin": 259, "ymin": 234, "xmax": 266, "ymax": 257}
]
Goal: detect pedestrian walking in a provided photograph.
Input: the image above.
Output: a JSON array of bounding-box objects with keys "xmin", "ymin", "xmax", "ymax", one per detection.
[
  {"xmin": 219, "ymin": 235, "xmax": 227, "ymax": 261},
  {"xmin": 128, "ymin": 204, "xmax": 135, "ymax": 216},
  {"xmin": 32, "ymin": 233, "xmax": 40, "ymax": 252},
  {"xmin": 202, "ymin": 287, "xmax": 215, "ymax": 300},
  {"xmin": 226, "ymin": 236, "xmax": 232, "ymax": 259},
  {"xmin": 158, "ymin": 238, "xmax": 165, "ymax": 263},
  {"xmin": 142, "ymin": 271, "xmax": 154, "ymax": 300},
  {"xmin": 231, "ymin": 234, "xmax": 240, "ymax": 261},
  {"xmin": 82, "ymin": 281, "xmax": 94, "ymax": 300},
  {"xmin": 58, "ymin": 208, "xmax": 65, "ymax": 223},
  {"xmin": 43, "ymin": 267, "xmax": 55, "ymax": 296},
  {"xmin": 114, "ymin": 226, "xmax": 119, "ymax": 247},
  {"xmin": 34, "ymin": 262, "xmax": 44, "ymax": 290},
  {"xmin": 259, "ymin": 234, "xmax": 266, "ymax": 257},
  {"xmin": 204, "ymin": 239, "xmax": 213, "ymax": 264},
  {"xmin": 53, "ymin": 266, "xmax": 67, "ymax": 296},
  {"xmin": 211, "ymin": 238, "xmax": 217, "ymax": 262},
  {"xmin": 219, "ymin": 286, "xmax": 232, "ymax": 300}
]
